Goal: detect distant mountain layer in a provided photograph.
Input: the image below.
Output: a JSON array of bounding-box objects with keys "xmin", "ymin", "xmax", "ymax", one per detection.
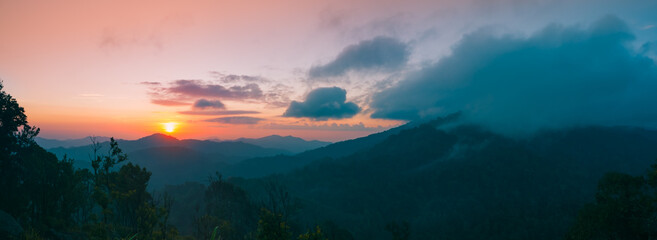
[
  {"xmin": 231, "ymin": 122, "xmax": 657, "ymax": 240},
  {"xmin": 223, "ymin": 115, "xmax": 456, "ymax": 178},
  {"xmin": 35, "ymin": 136, "xmax": 111, "ymax": 149},
  {"xmin": 231, "ymin": 135, "xmax": 331, "ymax": 154},
  {"xmin": 47, "ymin": 133, "xmax": 291, "ymax": 189},
  {"xmin": 41, "ymin": 134, "xmax": 329, "ymax": 155}
]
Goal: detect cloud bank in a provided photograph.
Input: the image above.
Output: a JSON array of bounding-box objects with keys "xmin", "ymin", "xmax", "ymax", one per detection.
[
  {"xmin": 144, "ymin": 78, "xmax": 292, "ymax": 109},
  {"xmin": 284, "ymin": 87, "xmax": 360, "ymax": 120},
  {"xmin": 168, "ymin": 80, "xmax": 263, "ymax": 100},
  {"xmin": 192, "ymin": 99, "xmax": 225, "ymax": 109},
  {"xmin": 205, "ymin": 116, "xmax": 264, "ymax": 125},
  {"xmin": 145, "ymin": 80, "xmax": 264, "ymax": 106},
  {"xmin": 179, "ymin": 110, "xmax": 259, "ymax": 116},
  {"xmin": 371, "ymin": 16, "xmax": 657, "ymax": 134},
  {"xmin": 309, "ymin": 36, "xmax": 410, "ymax": 78}
]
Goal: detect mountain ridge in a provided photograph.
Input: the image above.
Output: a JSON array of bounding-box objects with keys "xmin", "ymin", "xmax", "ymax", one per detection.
[
  {"xmin": 230, "ymin": 122, "xmax": 657, "ymax": 240},
  {"xmin": 35, "ymin": 136, "xmax": 111, "ymax": 149},
  {"xmin": 46, "ymin": 133, "xmax": 292, "ymax": 189},
  {"xmin": 230, "ymin": 135, "xmax": 331, "ymax": 154}
]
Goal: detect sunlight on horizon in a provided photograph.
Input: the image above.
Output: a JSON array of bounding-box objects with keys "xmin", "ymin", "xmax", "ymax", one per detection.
[{"xmin": 162, "ymin": 122, "xmax": 178, "ymax": 133}]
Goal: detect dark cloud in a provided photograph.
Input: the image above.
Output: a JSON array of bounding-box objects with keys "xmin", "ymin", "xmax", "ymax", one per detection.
[
  {"xmin": 182, "ymin": 98, "xmax": 257, "ymax": 115},
  {"xmin": 192, "ymin": 99, "xmax": 225, "ymax": 109},
  {"xmin": 309, "ymin": 36, "xmax": 410, "ymax": 78},
  {"xmin": 144, "ymin": 77, "xmax": 292, "ymax": 108},
  {"xmin": 283, "ymin": 87, "xmax": 360, "ymax": 120},
  {"xmin": 168, "ymin": 80, "xmax": 263, "ymax": 99},
  {"xmin": 179, "ymin": 110, "xmax": 260, "ymax": 115},
  {"xmin": 145, "ymin": 80, "xmax": 265, "ymax": 106},
  {"xmin": 204, "ymin": 116, "xmax": 264, "ymax": 125},
  {"xmin": 371, "ymin": 16, "xmax": 657, "ymax": 134}
]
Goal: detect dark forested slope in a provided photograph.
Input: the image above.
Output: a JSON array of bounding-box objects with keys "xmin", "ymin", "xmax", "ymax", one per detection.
[
  {"xmin": 48, "ymin": 133, "xmax": 291, "ymax": 188},
  {"xmin": 223, "ymin": 115, "xmax": 464, "ymax": 178},
  {"xmin": 234, "ymin": 122, "xmax": 657, "ymax": 240}
]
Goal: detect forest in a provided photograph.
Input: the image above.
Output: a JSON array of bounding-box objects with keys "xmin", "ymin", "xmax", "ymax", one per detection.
[{"xmin": 3, "ymin": 79, "xmax": 657, "ymax": 240}]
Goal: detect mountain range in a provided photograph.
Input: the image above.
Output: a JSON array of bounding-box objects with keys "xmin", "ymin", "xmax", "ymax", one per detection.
[
  {"xmin": 228, "ymin": 135, "xmax": 330, "ymax": 154},
  {"xmin": 47, "ymin": 134, "xmax": 291, "ymax": 189},
  {"xmin": 35, "ymin": 136, "xmax": 111, "ymax": 149},
  {"xmin": 43, "ymin": 116, "xmax": 657, "ymax": 239},
  {"xmin": 229, "ymin": 120, "xmax": 657, "ymax": 240},
  {"xmin": 41, "ymin": 134, "xmax": 330, "ymax": 154}
]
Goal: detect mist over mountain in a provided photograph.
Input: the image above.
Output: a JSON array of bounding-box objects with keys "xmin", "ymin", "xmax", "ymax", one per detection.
[
  {"xmin": 35, "ymin": 136, "xmax": 111, "ymax": 149},
  {"xmin": 371, "ymin": 16, "xmax": 657, "ymax": 135},
  {"xmin": 47, "ymin": 133, "xmax": 292, "ymax": 189},
  {"xmin": 225, "ymin": 135, "xmax": 331, "ymax": 154},
  {"xmin": 223, "ymin": 115, "xmax": 457, "ymax": 178},
  {"xmin": 228, "ymin": 119, "xmax": 657, "ymax": 240}
]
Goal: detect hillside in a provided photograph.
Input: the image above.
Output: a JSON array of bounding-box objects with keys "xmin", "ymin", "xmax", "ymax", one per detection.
[
  {"xmin": 222, "ymin": 115, "xmax": 456, "ymax": 178},
  {"xmin": 47, "ymin": 133, "xmax": 291, "ymax": 188},
  {"xmin": 35, "ymin": 136, "xmax": 111, "ymax": 149},
  {"xmin": 230, "ymin": 122, "xmax": 657, "ymax": 240},
  {"xmin": 231, "ymin": 135, "xmax": 331, "ymax": 154}
]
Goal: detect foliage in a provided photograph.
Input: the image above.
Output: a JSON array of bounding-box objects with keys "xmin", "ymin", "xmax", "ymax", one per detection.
[
  {"xmin": 241, "ymin": 123, "xmax": 657, "ymax": 240},
  {"xmin": 0, "ymin": 81, "xmax": 40, "ymax": 218},
  {"xmin": 385, "ymin": 221, "xmax": 410, "ymax": 240},
  {"xmin": 205, "ymin": 173, "xmax": 256, "ymax": 240},
  {"xmin": 0, "ymin": 82, "xmax": 179, "ymax": 239},
  {"xmin": 256, "ymin": 208, "xmax": 291, "ymax": 240},
  {"xmin": 0, "ymin": 81, "xmax": 93, "ymax": 238},
  {"xmin": 298, "ymin": 226, "xmax": 326, "ymax": 240},
  {"xmin": 86, "ymin": 141, "xmax": 179, "ymax": 240},
  {"xmin": 566, "ymin": 162, "xmax": 657, "ymax": 239}
]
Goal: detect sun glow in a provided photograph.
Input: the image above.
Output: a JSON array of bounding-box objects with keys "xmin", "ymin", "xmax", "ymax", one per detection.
[{"xmin": 162, "ymin": 122, "xmax": 178, "ymax": 133}]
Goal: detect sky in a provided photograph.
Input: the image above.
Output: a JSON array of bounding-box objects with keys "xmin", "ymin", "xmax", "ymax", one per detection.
[{"xmin": 1, "ymin": 0, "xmax": 657, "ymax": 141}]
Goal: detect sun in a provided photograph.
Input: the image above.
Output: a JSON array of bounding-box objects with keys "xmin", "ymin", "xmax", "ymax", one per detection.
[{"xmin": 162, "ymin": 122, "xmax": 178, "ymax": 133}]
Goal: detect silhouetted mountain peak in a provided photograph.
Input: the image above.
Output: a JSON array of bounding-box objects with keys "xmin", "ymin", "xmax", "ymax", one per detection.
[{"xmin": 137, "ymin": 133, "xmax": 179, "ymax": 143}]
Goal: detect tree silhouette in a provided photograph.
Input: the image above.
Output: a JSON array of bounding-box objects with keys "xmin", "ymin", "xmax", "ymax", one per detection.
[
  {"xmin": 0, "ymin": 80, "xmax": 40, "ymax": 217},
  {"xmin": 297, "ymin": 226, "xmax": 327, "ymax": 240},
  {"xmin": 256, "ymin": 208, "xmax": 291, "ymax": 240},
  {"xmin": 385, "ymin": 221, "xmax": 410, "ymax": 240},
  {"xmin": 567, "ymin": 162, "xmax": 657, "ymax": 239}
]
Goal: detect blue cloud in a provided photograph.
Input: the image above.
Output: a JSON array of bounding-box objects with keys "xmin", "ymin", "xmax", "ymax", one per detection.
[
  {"xmin": 371, "ymin": 16, "xmax": 657, "ymax": 134},
  {"xmin": 283, "ymin": 87, "xmax": 360, "ymax": 120},
  {"xmin": 309, "ymin": 36, "xmax": 410, "ymax": 78}
]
